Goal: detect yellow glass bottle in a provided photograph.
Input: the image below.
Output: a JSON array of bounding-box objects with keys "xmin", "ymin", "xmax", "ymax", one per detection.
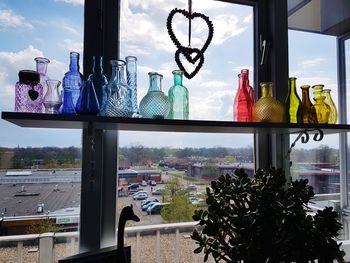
[
  {"xmin": 285, "ymin": 77, "xmax": 302, "ymax": 123},
  {"xmin": 322, "ymin": 89, "xmax": 338, "ymax": 124},
  {"xmin": 300, "ymin": 85, "xmax": 317, "ymax": 124},
  {"xmin": 312, "ymin": 84, "xmax": 324, "ymax": 101},
  {"xmin": 252, "ymin": 82, "xmax": 285, "ymax": 123},
  {"xmin": 311, "ymin": 96, "xmax": 330, "ymax": 124}
]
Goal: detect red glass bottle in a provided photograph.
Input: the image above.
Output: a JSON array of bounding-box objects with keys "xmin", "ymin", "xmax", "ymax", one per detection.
[
  {"xmin": 241, "ymin": 69, "xmax": 255, "ymax": 103},
  {"xmin": 233, "ymin": 72, "xmax": 253, "ymax": 122}
]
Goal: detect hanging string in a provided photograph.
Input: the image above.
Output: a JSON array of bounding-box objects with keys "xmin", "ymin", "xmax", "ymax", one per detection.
[{"xmin": 188, "ymin": 0, "xmax": 192, "ymax": 47}]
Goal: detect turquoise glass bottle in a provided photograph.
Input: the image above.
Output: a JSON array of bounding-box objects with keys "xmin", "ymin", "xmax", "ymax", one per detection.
[
  {"xmin": 88, "ymin": 56, "xmax": 107, "ymax": 107},
  {"xmin": 168, "ymin": 70, "xmax": 189, "ymax": 120}
]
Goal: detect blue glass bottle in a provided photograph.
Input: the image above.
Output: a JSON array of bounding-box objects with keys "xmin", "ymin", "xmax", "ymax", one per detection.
[
  {"xmin": 139, "ymin": 72, "xmax": 170, "ymax": 119},
  {"xmin": 100, "ymin": 60, "xmax": 133, "ymax": 117},
  {"xmin": 61, "ymin": 90, "xmax": 76, "ymax": 115},
  {"xmin": 62, "ymin": 52, "xmax": 82, "ymax": 108},
  {"xmin": 125, "ymin": 56, "xmax": 138, "ymax": 114},
  {"xmin": 168, "ymin": 70, "xmax": 189, "ymax": 120},
  {"xmin": 88, "ymin": 56, "xmax": 107, "ymax": 107},
  {"xmin": 75, "ymin": 80, "xmax": 100, "ymax": 115}
]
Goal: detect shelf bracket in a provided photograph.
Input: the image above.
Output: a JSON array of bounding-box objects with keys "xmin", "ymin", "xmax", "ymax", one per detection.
[{"xmin": 286, "ymin": 128, "xmax": 324, "ymax": 167}]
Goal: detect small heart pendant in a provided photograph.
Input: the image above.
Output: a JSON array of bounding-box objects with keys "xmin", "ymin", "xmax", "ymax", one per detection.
[
  {"xmin": 175, "ymin": 47, "xmax": 204, "ymax": 79},
  {"xmin": 28, "ymin": 89, "xmax": 39, "ymax": 101}
]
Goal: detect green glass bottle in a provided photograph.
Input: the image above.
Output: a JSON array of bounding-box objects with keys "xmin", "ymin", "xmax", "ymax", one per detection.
[
  {"xmin": 285, "ymin": 77, "xmax": 302, "ymax": 123},
  {"xmin": 322, "ymin": 89, "xmax": 338, "ymax": 124},
  {"xmin": 300, "ymin": 85, "xmax": 317, "ymax": 124},
  {"xmin": 168, "ymin": 70, "xmax": 189, "ymax": 120}
]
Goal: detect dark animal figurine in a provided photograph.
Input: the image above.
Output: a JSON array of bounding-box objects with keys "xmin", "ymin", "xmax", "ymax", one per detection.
[{"xmin": 117, "ymin": 204, "xmax": 140, "ymax": 263}]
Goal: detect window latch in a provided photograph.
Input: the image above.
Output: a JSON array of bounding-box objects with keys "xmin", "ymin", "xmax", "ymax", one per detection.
[{"xmin": 260, "ymin": 38, "xmax": 271, "ymax": 66}]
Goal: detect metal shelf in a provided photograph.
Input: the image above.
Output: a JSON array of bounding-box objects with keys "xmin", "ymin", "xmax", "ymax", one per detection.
[{"xmin": 2, "ymin": 111, "xmax": 350, "ymax": 134}]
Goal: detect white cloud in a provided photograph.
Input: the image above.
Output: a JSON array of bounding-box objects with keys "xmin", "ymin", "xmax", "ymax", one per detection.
[
  {"xmin": 55, "ymin": 0, "xmax": 84, "ymax": 6},
  {"xmin": 212, "ymin": 14, "xmax": 247, "ymax": 45},
  {"xmin": 199, "ymin": 81, "xmax": 228, "ymax": 89},
  {"xmin": 243, "ymin": 14, "xmax": 253, "ymax": 24},
  {"xmin": 0, "ymin": 9, "xmax": 33, "ymax": 30},
  {"xmin": 60, "ymin": 39, "xmax": 83, "ymax": 53},
  {"xmin": 300, "ymin": 58, "xmax": 326, "ymax": 69}
]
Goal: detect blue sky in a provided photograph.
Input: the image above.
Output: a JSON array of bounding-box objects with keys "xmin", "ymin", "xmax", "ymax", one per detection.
[{"xmin": 0, "ymin": 0, "xmax": 340, "ymax": 149}]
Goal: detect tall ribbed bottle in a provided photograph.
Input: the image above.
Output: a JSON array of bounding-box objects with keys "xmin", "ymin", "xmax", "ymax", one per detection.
[
  {"xmin": 168, "ymin": 70, "xmax": 189, "ymax": 120},
  {"xmin": 88, "ymin": 56, "xmax": 107, "ymax": 107},
  {"xmin": 322, "ymin": 89, "xmax": 338, "ymax": 124},
  {"xmin": 233, "ymin": 72, "xmax": 253, "ymax": 122},
  {"xmin": 125, "ymin": 56, "xmax": 138, "ymax": 115},
  {"xmin": 241, "ymin": 69, "xmax": 254, "ymax": 103},
  {"xmin": 300, "ymin": 85, "xmax": 317, "ymax": 124},
  {"xmin": 62, "ymin": 52, "xmax": 82, "ymax": 107},
  {"xmin": 285, "ymin": 77, "xmax": 302, "ymax": 123}
]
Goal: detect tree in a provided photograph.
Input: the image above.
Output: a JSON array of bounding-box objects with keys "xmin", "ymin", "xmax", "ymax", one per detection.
[
  {"xmin": 161, "ymin": 194, "xmax": 195, "ymax": 223},
  {"xmin": 224, "ymin": 155, "xmax": 236, "ymax": 163},
  {"xmin": 163, "ymin": 177, "xmax": 183, "ymax": 201}
]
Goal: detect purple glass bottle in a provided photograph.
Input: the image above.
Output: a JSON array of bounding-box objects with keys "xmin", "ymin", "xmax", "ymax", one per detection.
[{"xmin": 15, "ymin": 70, "xmax": 44, "ymax": 113}]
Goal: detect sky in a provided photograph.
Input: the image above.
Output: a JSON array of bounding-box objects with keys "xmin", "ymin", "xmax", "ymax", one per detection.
[{"xmin": 0, "ymin": 0, "xmax": 342, "ymax": 149}]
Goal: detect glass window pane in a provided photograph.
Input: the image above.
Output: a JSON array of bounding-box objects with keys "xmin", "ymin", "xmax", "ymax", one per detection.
[{"xmin": 0, "ymin": 0, "xmax": 83, "ymax": 260}]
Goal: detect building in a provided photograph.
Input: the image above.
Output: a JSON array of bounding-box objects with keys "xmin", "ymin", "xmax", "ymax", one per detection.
[{"xmin": 118, "ymin": 168, "xmax": 162, "ymax": 184}]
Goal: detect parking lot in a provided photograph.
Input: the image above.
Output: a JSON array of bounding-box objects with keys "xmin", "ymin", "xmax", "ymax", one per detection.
[{"xmin": 117, "ymin": 184, "xmax": 164, "ymax": 226}]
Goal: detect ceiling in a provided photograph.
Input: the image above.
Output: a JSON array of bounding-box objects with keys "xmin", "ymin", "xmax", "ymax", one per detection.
[{"xmin": 288, "ymin": 0, "xmax": 350, "ymax": 36}]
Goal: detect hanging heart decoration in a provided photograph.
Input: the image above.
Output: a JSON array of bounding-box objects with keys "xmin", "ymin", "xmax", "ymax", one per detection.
[{"xmin": 166, "ymin": 4, "xmax": 214, "ymax": 79}]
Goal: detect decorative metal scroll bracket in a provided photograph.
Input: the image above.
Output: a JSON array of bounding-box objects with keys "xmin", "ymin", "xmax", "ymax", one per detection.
[{"xmin": 286, "ymin": 128, "xmax": 324, "ymax": 167}]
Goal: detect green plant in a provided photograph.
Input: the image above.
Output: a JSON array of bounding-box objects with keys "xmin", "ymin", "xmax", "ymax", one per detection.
[{"xmin": 191, "ymin": 168, "xmax": 345, "ymax": 263}]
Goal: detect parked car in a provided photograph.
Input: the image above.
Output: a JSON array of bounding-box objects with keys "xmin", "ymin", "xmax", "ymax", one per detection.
[
  {"xmin": 150, "ymin": 180, "xmax": 157, "ymax": 186},
  {"xmin": 142, "ymin": 201, "xmax": 159, "ymax": 211},
  {"xmin": 147, "ymin": 202, "xmax": 169, "ymax": 215},
  {"xmin": 141, "ymin": 197, "xmax": 159, "ymax": 206},
  {"xmin": 186, "ymin": 184, "xmax": 197, "ymax": 190},
  {"xmin": 141, "ymin": 180, "xmax": 147, "ymax": 186},
  {"xmin": 128, "ymin": 183, "xmax": 139, "ymax": 190},
  {"xmin": 151, "ymin": 188, "xmax": 164, "ymax": 195},
  {"xmin": 133, "ymin": 192, "xmax": 148, "ymax": 200}
]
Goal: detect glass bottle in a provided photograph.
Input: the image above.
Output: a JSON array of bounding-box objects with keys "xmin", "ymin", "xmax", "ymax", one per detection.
[
  {"xmin": 88, "ymin": 56, "xmax": 107, "ymax": 107},
  {"xmin": 139, "ymin": 72, "xmax": 170, "ymax": 119},
  {"xmin": 300, "ymin": 85, "xmax": 317, "ymax": 124},
  {"xmin": 15, "ymin": 70, "xmax": 44, "ymax": 113},
  {"xmin": 241, "ymin": 69, "xmax": 255, "ymax": 103},
  {"xmin": 61, "ymin": 90, "xmax": 76, "ymax": 115},
  {"xmin": 100, "ymin": 60, "xmax": 133, "ymax": 117},
  {"xmin": 125, "ymin": 56, "xmax": 138, "ymax": 114},
  {"xmin": 43, "ymin": 79, "xmax": 62, "ymax": 114},
  {"xmin": 233, "ymin": 73, "xmax": 253, "ymax": 122},
  {"xmin": 285, "ymin": 77, "xmax": 302, "ymax": 123},
  {"xmin": 311, "ymin": 96, "xmax": 331, "ymax": 124},
  {"xmin": 322, "ymin": 89, "xmax": 338, "ymax": 124},
  {"xmin": 168, "ymin": 70, "xmax": 189, "ymax": 120},
  {"xmin": 312, "ymin": 84, "xmax": 324, "ymax": 101},
  {"xmin": 252, "ymin": 82, "xmax": 285, "ymax": 123},
  {"xmin": 75, "ymin": 80, "xmax": 100, "ymax": 115},
  {"xmin": 35, "ymin": 57, "xmax": 50, "ymax": 91},
  {"xmin": 62, "ymin": 52, "xmax": 82, "ymax": 107}
]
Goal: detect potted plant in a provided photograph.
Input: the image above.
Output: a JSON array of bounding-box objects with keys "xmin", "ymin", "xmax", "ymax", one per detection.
[{"xmin": 191, "ymin": 168, "xmax": 345, "ymax": 262}]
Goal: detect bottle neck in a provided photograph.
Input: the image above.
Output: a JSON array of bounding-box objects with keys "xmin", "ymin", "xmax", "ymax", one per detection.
[
  {"xmin": 36, "ymin": 62, "xmax": 48, "ymax": 75},
  {"xmin": 111, "ymin": 65, "xmax": 126, "ymax": 84},
  {"xmin": 261, "ymin": 85, "xmax": 273, "ymax": 97},
  {"xmin": 93, "ymin": 56, "xmax": 103, "ymax": 74},
  {"xmin": 69, "ymin": 55, "xmax": 79, "ymax": 72},
  {"xmin": 238, "ymin": 74, "xmax": 248, "ymax": 91},
  {"xmin": 149, "ymin": 74, "xmax": 162, "ymax": 92},
  {"xmin": 289, "ymin": 78, "xmax": 297, "ymax": 93},
  {"xmin": 173, "ymin": 73, "xmax": 183, "ymax": 86}
]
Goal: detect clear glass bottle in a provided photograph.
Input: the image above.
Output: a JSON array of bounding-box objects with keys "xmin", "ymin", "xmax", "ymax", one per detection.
[
  {"xmin": 139, "ymin": 72, "xmax": 170, "ymax": 119},
  {"xmin": 168, "ymin": 70, "xmax": 189, "ymax": 120},
  {"xmin": 233, "ymin": 72, "xmax": 253, "ymax": 122},
  {"xmin": 300, "ymin": 85, "xmax": 317, "ymax": 124},
  {"xmin": 322, "ymin": 89, "xmax": 338, "ymax": 124},
  {"xmin": 43, "ymin": 79, "xmax": 62, "ymax": 114},
  {"xmin": 100, "ymin": 60, "xmax": 133, "ymax": 117},
  {"xmin": 241, "ymin": 69, "xmax": 254, "ymax": 103},
  {"xmin": 125, "ymin": 56, "xmax": 138, "ymax": 114},
  {"xmin": 62, "ymin": 52, "xmax": 82, "ymax": 107},
  {"xmin": 88, "ymin": 56, "xmax": 107, "ymax": 107},
  {"xmin": 285, "ymin": 77, "xmax": 302, "ymax": 123},
  {"xmin": 15, "ymin": 70, "xmax": 44, "ymax": 113},
  {"xmin": 252, "ymin": 82, "xmax": 285, "ymax": 122},
  {"xmin": 75, "ymin": 80, "xmax": 100, "ymax": 115},
  {"xmin": 35, "ymin": 57, "xmax": 50, "ymax": 91},
  {"xmin": 311, "ymin": 96, "xmax": 331, "ymax": 124}
]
